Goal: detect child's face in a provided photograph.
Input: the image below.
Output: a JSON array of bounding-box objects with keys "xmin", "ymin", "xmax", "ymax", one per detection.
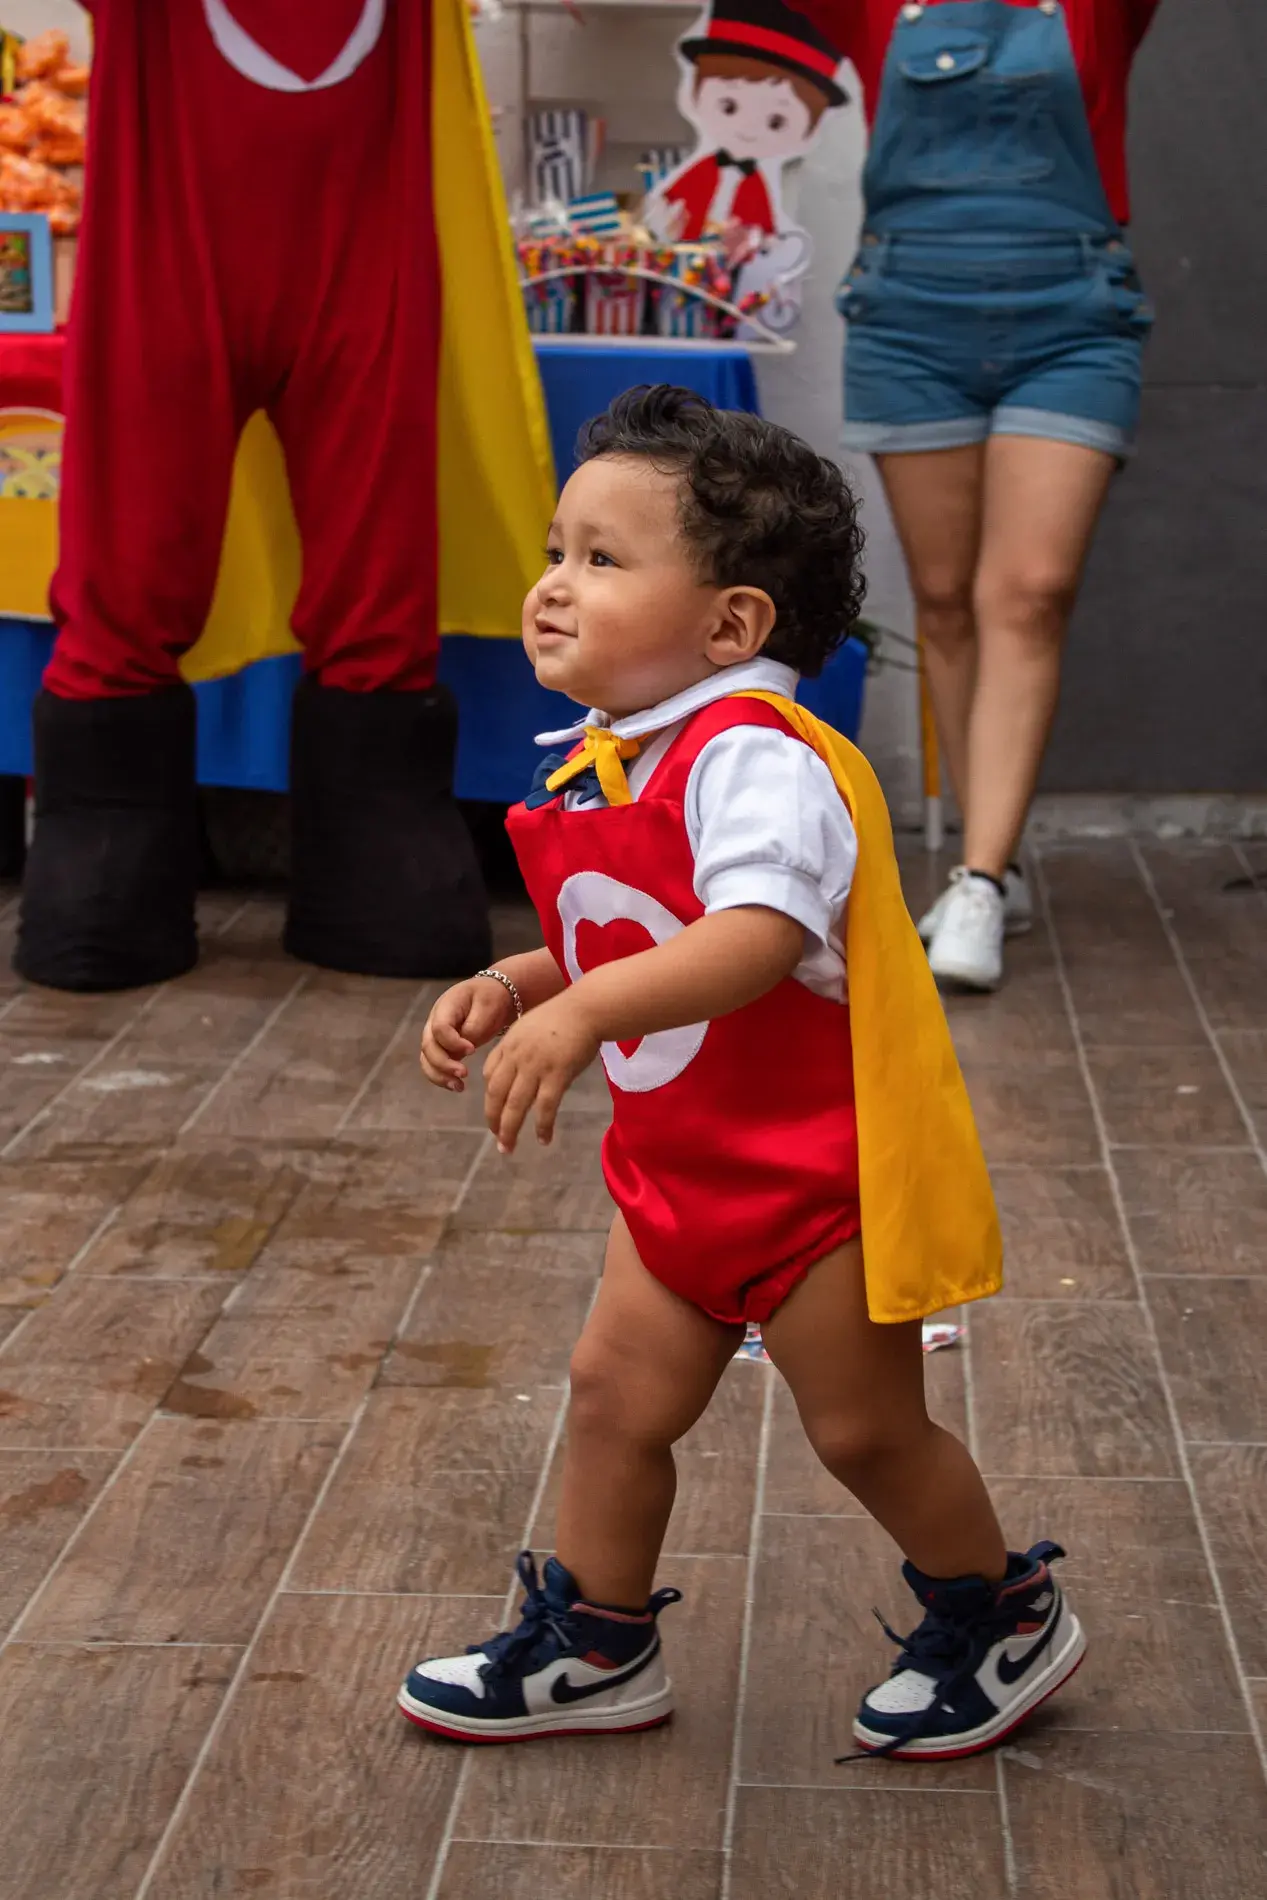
[
  {"xmin": 524, "ymin": 456, "xmax": 769, "ymax": 720},
  {"xmin": 692, "ymin": 72, "xmax": 814, "ymax": 160}
]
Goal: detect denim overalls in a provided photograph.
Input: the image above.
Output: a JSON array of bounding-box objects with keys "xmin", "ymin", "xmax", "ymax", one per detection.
[{"xmin": 839, "ymin": 0, "xmax": 1153, "ymax": 458}]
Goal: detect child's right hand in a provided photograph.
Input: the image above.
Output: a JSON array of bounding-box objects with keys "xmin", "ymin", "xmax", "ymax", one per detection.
[{"xmin": 420, "ymin": 978, "xmax": 516, "ymax": 1092}]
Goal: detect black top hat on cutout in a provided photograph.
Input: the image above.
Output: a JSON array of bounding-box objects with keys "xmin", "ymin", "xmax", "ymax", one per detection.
[{"xmin": 680, "ymin": 0, "xmax": 847, "ymax": 108}]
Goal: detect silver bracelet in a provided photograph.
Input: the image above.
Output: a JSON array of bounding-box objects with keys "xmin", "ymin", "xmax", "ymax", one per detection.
[{"xmin": 474, "ymin": 967, "xmax": 524, "ymax": 1021}]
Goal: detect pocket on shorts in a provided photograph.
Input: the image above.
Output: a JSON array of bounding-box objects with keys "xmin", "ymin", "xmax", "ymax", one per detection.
[
  {"xmin": 1092, "ymin": 250, "xmax": 1156, "ymax": 339},
  {"xmin": 836, "ymin": 249, "xmax": 883, "ymax": 322}
]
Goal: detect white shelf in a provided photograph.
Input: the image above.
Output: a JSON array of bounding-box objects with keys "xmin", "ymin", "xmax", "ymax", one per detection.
[
  {"xmin": 531, "ymin": 333, "xmax": 792, "ymax": 355},
  {"xmin": 500, "ymin": 1, "xmax": 699, "ymax": 11}
]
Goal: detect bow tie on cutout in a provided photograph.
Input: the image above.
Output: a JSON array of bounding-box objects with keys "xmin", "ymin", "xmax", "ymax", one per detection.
[{"xmin": 714, "ymin": 150, "xmax": 759, "ymax": 177}]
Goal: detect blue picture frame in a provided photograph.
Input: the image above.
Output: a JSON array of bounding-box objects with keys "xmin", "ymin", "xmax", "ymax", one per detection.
[{"xmin": 0, "ymin": 212, "xmax": 55, "ymax": 335}]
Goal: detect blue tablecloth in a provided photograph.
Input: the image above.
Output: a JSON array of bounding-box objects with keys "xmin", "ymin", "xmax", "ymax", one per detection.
[
  {"xmin": 533, "ymin": 341, "xmax": 760, "ymax": 485},
  {"xmin": 0, "ymin": 342, "xmax": 864, "ymax": 800}
]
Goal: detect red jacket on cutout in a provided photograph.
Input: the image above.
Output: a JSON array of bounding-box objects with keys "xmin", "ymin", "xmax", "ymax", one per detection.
[{"xmin": 662, "ymin": 152, "xmax": 778, "ymax": 242}]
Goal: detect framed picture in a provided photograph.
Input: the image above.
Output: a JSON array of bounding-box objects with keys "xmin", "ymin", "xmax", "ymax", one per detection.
[{"xmin": 0, "ymin": 213, "xmax": 56, "ymax": 335}]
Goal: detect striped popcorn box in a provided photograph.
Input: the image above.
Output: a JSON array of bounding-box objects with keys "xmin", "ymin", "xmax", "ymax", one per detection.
[
  {"xmin": 636, "ymin": 148, "xmax": 687, "ymax": 196},
  {"xmin": 584, "ymin": 244, "xmax": 646, "ymax": 338},
  {"xmin": 530, "ymin": 109, "xmax": 589, "ymax": 208},
  {"xmin": 517, "ymin": 237, "xmax": 578, "ymax": 336},
  {"xmin": 525, "ymin": 277, "xmax": 576, "ymax": 334},
  {"xmin": 567, "ymin": 193, "xmax": 623, "ymax": 238},
  {"xmin": 654, "ymin": 247, "xmax": 720, "ymax": 340}
]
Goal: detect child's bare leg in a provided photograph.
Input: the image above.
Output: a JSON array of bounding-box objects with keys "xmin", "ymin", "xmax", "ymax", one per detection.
[
  {"xmin": 761, "ymin": 1239, "xmax": 1006, "ymax": 1581},
  {"xmin": 556, "ymin": 1216, "xmax": 740, "ymax": 1606}
]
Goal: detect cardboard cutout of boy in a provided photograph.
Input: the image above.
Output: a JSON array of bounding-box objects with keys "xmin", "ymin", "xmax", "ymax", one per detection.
[{"xmin": 647, "ymin": 0, "xmax": 846, "ymax": 328}]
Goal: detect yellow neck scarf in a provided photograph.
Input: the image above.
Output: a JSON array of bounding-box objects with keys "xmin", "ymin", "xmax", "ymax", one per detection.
[{"xmin": 546, "ymin": 729, "xmax": 642, "ymax": 807}]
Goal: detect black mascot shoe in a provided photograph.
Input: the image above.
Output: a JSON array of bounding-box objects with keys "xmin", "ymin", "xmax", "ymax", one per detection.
[
  {"xmin": 15, "ymin": 686, "xmax": 199, "ymax": 992},
  {"xmin": 284, "ymin": 679, "xmax": 492, "ymax": 979},
  {"xmin": 0, "ymin": 776, "xmax": 26, "ymax": 882}
]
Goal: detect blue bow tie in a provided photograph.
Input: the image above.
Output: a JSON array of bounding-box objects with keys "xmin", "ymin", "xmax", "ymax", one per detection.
[{"xmin": 523, "ymin": 751, "xmax": 600, "ymax": 810}]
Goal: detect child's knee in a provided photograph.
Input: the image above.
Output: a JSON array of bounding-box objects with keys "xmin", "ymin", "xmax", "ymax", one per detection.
[
  {"xmin": 806, "ymin": 1408, "xmax": 930, "ymax": 1480},
  {"xmin": 567, "ymin": 1337, "xmax": 648, "ymax": 1443},
  {"xmin": 568, "ymin": 1336, "xmax": 679, "ymax": 1447}
]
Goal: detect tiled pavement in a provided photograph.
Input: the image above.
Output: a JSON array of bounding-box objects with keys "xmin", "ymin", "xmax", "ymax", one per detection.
[{"xmin": 0, "ymin": 840, "xmax": 1265, "ymax": 1899}]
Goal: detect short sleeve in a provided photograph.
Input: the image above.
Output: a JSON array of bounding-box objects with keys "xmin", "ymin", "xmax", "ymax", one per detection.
[{"xmin": 684, "ymin": 725, "xmax": 858, "ymax": 947}]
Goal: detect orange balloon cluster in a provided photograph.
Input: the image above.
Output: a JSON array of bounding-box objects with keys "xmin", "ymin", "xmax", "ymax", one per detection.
[{"xmin": 0, "ymin": 31, "xmax": 87, "ymax": 236}]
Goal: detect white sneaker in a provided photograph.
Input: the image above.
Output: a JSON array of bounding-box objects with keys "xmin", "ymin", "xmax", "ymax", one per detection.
[
  {"xmin": 927, "ymin": 872, "xmax": 1006, "ymax": 992},
  {"xmin": 852, "ymin": 1541, "xmax": 1086, "ymax": 1760},
  {"xmin": 917, "ymin": 864, "xmax": 1032, "ymax": 946},
  {"xmin": 398, "ymin": 1554, "xmax": 678, "ymax": 1743}
]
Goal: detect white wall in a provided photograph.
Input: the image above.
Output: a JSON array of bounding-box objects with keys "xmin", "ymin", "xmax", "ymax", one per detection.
[
  {"xmin": 473, "ymin": 7, "xmax": 920, "ymax": 821},
  {"xmin": 3, "ymin": 0, "xmax": 90, "ymax": 60},
  {"xmin": 753, "ymin": 102, "xmax": 920, "ymax": 823}
]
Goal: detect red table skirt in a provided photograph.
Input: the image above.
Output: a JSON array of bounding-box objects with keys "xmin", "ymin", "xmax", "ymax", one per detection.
[{"xmin": 0, "ymin": 331, "xmax": 65, "ymax": 413}]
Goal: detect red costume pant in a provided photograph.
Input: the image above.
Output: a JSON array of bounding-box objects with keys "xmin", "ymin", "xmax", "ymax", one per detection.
[{"xmin": 47, "ymin": 0, "xmax": 440, "ymax": 700}]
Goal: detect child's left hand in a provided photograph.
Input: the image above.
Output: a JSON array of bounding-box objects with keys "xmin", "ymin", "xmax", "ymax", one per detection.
[{"xmin": 483, "ymin": 993, "xmax": 601, "ymax": 1153}]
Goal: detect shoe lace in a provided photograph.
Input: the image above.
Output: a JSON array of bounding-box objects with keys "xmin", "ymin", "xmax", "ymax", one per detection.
[
  {"xmin": 473, "ymin": 1552, "xmax": 574, "ymax": 1681},
  {"xmin": 835, "ymin": 1599, "xmax": 1013, "ymax": 1765},
  {"xmin": 837, "ymin": 1542, "xmax": 1066, "ymax": 1764}
]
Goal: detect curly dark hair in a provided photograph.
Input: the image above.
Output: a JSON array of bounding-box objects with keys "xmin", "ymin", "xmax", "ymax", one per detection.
[{"xmin": 578, "ymin": 385, "xmax": 866, "ymax": 677}]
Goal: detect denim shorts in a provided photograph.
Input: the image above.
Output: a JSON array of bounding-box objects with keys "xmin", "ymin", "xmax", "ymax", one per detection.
[{"xmin": 838, "ymin": 231, "xmax": 1154, "ymax": 460}]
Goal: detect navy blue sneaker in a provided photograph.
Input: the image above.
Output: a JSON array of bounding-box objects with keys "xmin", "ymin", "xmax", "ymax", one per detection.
[
  {"xmin": 851, "ymin": 1540, "xmax": 1085, "ymax": 1760},
  {"xmin": 398, "ymin": 1553, "xmax": 681, "ymax": 1743}
]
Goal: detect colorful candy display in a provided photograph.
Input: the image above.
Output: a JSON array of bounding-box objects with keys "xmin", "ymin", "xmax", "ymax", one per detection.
[{"xmin": 516, "ymin": 212, "xmax": 775, "ymax": 343}]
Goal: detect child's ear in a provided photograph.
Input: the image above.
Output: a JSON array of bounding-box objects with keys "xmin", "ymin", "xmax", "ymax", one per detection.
[{"xmin": 707, "ymin": 586, "xmax": 777, "ymax": 667}]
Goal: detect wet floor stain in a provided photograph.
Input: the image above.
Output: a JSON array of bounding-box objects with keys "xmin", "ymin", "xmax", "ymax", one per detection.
[
  {"xmin": 0, "ymin": 1467, "xmax": 89, "ymax": 1524},
  {"xmin": 163, "ymin": 1378, "xmax": 258, "ymax": 1421},
  {"xmin": 390, "ymin": 1341, "xmax": 496, "ymax": 1387},
  {"xmin": 205, "ymin": 1216, "xmax": 275, "ymax": 1276}
]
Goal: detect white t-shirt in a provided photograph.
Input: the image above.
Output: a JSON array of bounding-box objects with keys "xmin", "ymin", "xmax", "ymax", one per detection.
[{"xmin": 534, "ymin": 657, "xmax": 858, "ymax": 1003}]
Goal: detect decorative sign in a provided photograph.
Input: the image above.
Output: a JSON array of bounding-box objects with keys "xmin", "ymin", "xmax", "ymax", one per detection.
[
  {"xmin": 644, "ymin": 0, "xmax": 848, "ymax": 332},
  {"xmin": 0, "ymin": 213, "xmax": 55, "ymax": 333}
]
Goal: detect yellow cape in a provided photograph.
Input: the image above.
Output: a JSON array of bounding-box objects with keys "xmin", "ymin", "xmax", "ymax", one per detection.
[
  {"xmin": 0, "ymin": 0, "xmax": 555, "ymax": 673},
  {"xmin": 741, "ymin": 692, "xmax": 1003, "ymax": 1324}
]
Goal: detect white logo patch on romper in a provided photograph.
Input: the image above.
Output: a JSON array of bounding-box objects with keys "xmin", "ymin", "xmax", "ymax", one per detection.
[
  {"xmin": 557, "ymin": 871, "xmax": 708, "ymax": 1094},
  {"xmin": 202, "ymin": 0, "xmax": 386, "ymax": 92}
]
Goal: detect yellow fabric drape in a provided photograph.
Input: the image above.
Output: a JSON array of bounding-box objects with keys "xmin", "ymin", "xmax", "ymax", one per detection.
[
  {"xmin": 431, "ymin": 0, "xmax": 556, "ymax": 642},
  {"xmin": 0, "ymin": 0, "xmax": 554, "ymax": 676},
  {"xmin": 740, "ymin": 692, "xmax": 1003, "ymax": 1325}
]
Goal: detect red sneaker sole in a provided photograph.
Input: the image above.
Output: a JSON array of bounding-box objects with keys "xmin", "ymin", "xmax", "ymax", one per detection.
[{"xmin": 853, "ymin": 1652, "xmax": 1086, "ymax": 1763}]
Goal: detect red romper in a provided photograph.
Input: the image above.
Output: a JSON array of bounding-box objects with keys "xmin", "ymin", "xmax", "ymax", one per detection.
[
  {"xmin": 47, "ymin": 0, "xmax": 440, "ymax": 700},
  {"xmin": 507, "ymin": 696, "xmax": 862, "ymax": 1326}
]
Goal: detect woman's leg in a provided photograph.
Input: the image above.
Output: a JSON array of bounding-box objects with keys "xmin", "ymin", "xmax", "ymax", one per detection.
[
  {"xmin": 761, "ymin": 1240, "xmax": 1006, "ymax": 1581},
  {"xmin": 555, "ymin": 1216, "xmax": 740, "ymax": 1607},
  {"xmin": 963, "ymin": 435, "xmax": 1116, "ymax": 880},
  {"xmin": 874, "ymin": 445, "xmax": 987, "ymax": 817}
]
